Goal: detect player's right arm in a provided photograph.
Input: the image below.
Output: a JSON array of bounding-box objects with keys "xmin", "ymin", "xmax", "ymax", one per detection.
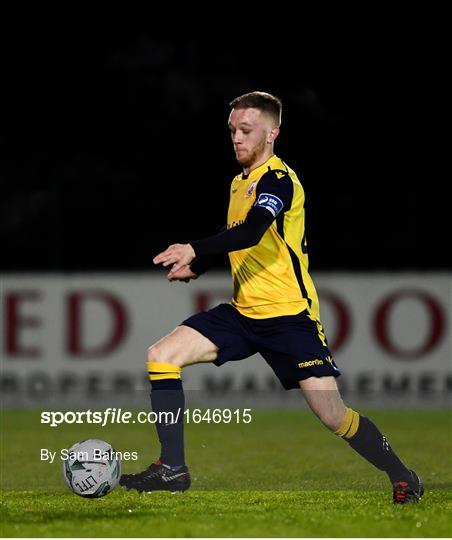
[
  {"xmin": 188, "ymin": 225, "xmax": 227, "ymax": 278},
  {"xmin": 165, "ymin": 226, "xmax": 227, "ymax": 282},
  {"xmin": 189, "ymin": 170, "xmax": 292, "ymax": 259},
  {"xmin": 168, "ymin": 264, "xmax": 198, "ymax": 282},
  {"xmin": 158, "ymin": 171, "xmax": 292, "ymax": 281}
]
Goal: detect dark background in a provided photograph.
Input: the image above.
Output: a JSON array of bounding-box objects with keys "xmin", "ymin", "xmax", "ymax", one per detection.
[{"xmin": 2, "ymin": 37, "xmax": 448, "ymax": 272}]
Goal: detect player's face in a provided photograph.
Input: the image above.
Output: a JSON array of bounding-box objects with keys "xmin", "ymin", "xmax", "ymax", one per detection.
[{"xmin": 228, "ymin": 108, "xmax": 277, "ymax": 169}]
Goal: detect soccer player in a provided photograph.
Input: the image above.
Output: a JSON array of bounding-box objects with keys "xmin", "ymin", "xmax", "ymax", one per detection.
[{"xmin": 120, "ymin": 91, "xmax": 423, "ymax": 504}]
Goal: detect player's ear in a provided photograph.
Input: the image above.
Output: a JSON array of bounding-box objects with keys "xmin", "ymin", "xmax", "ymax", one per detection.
[{"xmin": 267, "ymin": 126, "xmax": 280, "ymax": 143}]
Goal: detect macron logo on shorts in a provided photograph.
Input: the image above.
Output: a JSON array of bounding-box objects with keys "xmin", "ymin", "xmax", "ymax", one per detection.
[{"xmin": 255, "ymin": 193, "xmax": 284, "ymax": 217}]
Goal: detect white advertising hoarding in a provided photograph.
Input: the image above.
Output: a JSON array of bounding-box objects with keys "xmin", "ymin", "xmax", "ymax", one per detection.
[{"xmin": 1, "ymin": 273, "xmax": 451, "ymax": 406}]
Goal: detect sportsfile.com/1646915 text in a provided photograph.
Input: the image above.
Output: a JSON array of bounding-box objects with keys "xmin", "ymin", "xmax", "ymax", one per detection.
[{"xmin": 40, "ymin": 408, "xmax": 253, "ymax": 427}]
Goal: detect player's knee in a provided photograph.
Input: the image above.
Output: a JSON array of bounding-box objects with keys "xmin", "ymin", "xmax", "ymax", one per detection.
[{"xmin": 146, "ymin": 343, "xmax": 182, "ymax": 368}]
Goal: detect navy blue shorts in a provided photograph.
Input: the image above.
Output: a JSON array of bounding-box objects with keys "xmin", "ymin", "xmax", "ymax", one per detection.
[{"xmin": 181, "ymin": 303, "xmax": 340, "ymax": 390}]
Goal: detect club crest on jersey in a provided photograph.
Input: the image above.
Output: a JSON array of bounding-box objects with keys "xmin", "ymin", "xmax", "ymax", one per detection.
[
  {"xmin": 255, "ymin": 192, "xmax": 284, "ymax": 217},
  {"xmin": 245, "ymin": 181, "xmax": 257, "ymax": 198}
]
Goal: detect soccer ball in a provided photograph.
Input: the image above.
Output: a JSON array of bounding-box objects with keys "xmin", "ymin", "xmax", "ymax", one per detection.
[{"xmin": 63, "ymin": 439, "xmax": 121, "ymax": 498}]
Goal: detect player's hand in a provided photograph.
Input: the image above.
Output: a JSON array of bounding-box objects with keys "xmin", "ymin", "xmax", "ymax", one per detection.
[
  {"xmin": 153, "ymin": 243, "xmax": 196, "ymax": 276},
  {"xmin": 167, "ymin": 265, "xmax": 198, "ymax": 282}
]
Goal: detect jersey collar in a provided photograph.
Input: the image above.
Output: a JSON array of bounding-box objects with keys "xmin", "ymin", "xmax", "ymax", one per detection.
[{"xmin": 241, "ymin": 155, "xmax": 279, "ymax": 180}]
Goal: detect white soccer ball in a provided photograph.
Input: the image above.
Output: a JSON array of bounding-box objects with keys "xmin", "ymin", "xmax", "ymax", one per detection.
[{"xmin": 63, "ymin": 439, "xmax": 121, "ymax": 498}]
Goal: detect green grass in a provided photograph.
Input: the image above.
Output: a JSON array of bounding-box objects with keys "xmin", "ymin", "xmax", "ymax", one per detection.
[{"xmin": 1, "ymin": 409, "xmax": 452, "ymax": 537}]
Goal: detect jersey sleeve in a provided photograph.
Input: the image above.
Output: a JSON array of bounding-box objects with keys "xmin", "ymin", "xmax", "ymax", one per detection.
[
  {"xmin": 189, "ymin": 225, "xmax": 227, "ymax": 276},
  {"xmin": 253, "ymin": 169, "xmax": 293, "ymax": 218},
  {"xmin": 190, "ymin": 207, "xmax": 273, "ymax": 258}
]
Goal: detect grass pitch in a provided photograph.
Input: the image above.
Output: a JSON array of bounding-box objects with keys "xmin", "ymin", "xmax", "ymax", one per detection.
[{"xmin": 1, "ymin": 408, "xmax": 451, "ymax": 537}]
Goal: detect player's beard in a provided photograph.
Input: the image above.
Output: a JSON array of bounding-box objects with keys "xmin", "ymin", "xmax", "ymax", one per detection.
[{"xmin": 235, "ymin": 138, "xmax": 267, "ymax": 169}]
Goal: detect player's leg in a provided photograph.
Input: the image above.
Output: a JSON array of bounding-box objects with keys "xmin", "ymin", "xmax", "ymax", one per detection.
[
  {"xmin": 147, "ymin": 325, "xmax": 219, "ymax": 462},
  {"xmin": 120, "ymin": 325, "xmax": 218, "ymax": 493},
  {"xmin": 299, "ymin": 375, "xmax": 423, "ymax": 503},
  {"xmin": 149, "ymin": 323, "xmax": 220, "ymax": 369},
  {"xmin": 254, "ymin": 309, "xmax": 423, "ymax": 504},
  {"xmin": 121, "ymin": 303, "xmax": 255, "ymax": 493}
]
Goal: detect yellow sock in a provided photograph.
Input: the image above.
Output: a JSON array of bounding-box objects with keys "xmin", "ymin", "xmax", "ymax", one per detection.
[
  {"xmin": 147, "ymin": 361, "xmax": 181, "ymax": 381},
  {"xmin": 335, "ymin": 407, "xmax": 360, "ymax": 439}
]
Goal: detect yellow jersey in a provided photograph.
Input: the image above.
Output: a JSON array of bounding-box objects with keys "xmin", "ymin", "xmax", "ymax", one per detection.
[{"xmin": 227, "ymin": 155, "xmax": 321, "ymax": 320}]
